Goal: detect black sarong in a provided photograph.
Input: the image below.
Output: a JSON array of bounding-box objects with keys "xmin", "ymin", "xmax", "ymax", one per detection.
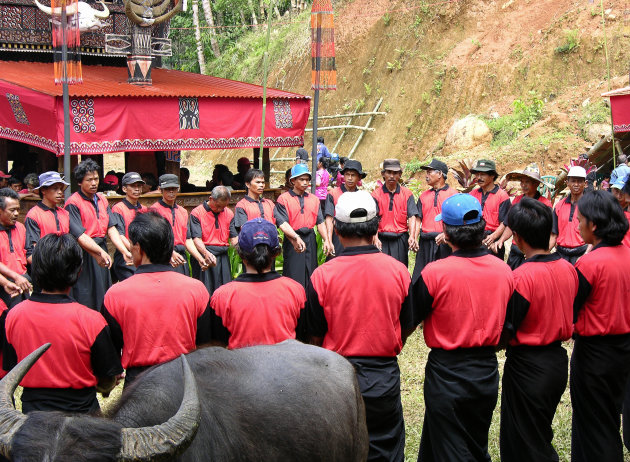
[
  {"xmin": 71, "ymin": 238, "xmax": 111, "ymax": 311},
  {"xmin": 190, "ymin": 245, "xmax": 231, "ymax": 296},
  {"xmin": 419, "ymin": 347, "xmax": 498, "ymax": 462},
  {"xmin": 556, "ymin": 245, "xmax": 587, "ymax": 265},
  {"xmin": 171, "ymin": 244, "xmax": 191, "ymax": 276},
  {"xmin": 379, "ymin": 232, "xmax": 409, "ymax": 266},
  {"xmin": 112, "ymin": 250, "xmax": 135, "ymax": 282},
  {"xmin": 571, "ymin": 334, "xmax": 630, "ymax": 462},
  {"xmin": 500, "ymin": 342, "xmax": 568, "ymax": 462},
  {"xmin": 411, "ymin": 232, "xmax": 451, "ymax": 283},
  {"xmin": 506, "ymin": 244, "xmax": 525, "ymax": 270},
  {"xmin": 0, "ymin": 273, "xmax": 30, "ymax": 309},
  {"xmin": 348, "ymin": 357, "xmax": 405, "ymax": 462},
  {"xmin": 623, "ymin": 378, "xmax": 630, "ymax": 450},
  {"xmin": 282, "ymin": 228, "xmax": 317, "ymax": 288},
  {"xmin": 484, "ymin": 229, "xmax": 505, "ymax": 261}
]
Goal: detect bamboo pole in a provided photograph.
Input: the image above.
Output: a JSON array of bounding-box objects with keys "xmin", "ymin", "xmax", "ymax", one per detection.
[
  {"xmin": 348, "ymin": 98, "xmax": 383, "ymax": 159},
  {"xmin": 258, "ymin": 1, "xmax": 273, "ymax": 169},
  {"xmin": 599, "ymin": 0, "xmax": 616, "ymax": 167},
  {"xmin": 305, "ymin": 125, "xmax": 376, "ymax": 132},
  {"xmin": 308, "ymin": 111, "xmax": 387, "ymax": 120}
]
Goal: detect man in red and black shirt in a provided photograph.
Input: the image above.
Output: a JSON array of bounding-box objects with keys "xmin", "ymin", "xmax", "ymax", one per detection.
[
  {"xmin": 469, "ymin": 159, "xmax": 511, "ymax": 260},
  {"xmin": 187, "ymin": 186, "xmax": 237, "ymax": 295},
  {"xmin": 149, "ymin": 174, "xmax": 190, "ymax": 276},
  {"xmin": 492, "ymin": 163, "xmax": 553, "ymax": 269},
  {"xmin": 3, "ymin": 233, "xmax": 122, "ymax": 413},
  {"xmin": 111, "ymin": 172, "xmax": 148, "ymax": 282},
  {"xmin": 571, "ymin": 191, "xmax": 630, "ymax": 462},
  {"xmin": 24, "ymin": 171, "xmax": 70, "ymax": 265},
  {"xmin": 233, "ymin": 169, "xmax": 275, "ymax": 232},
  {"xmin": 372, "ymin": 159, "xmax": 419, "ymax": 266},
  {"xmin": 307, "ymin": 191, "xmax": 414, "ymax": 462},
  {"xmin": 102, "ymin": 212, "xmax": 211, "ymax": 387},
  {"xmin": 65, "ymin": 159, "xmax": 131, "ymax": 310},
  {"xmin": 550, "ymin": 166, "xmax": 590, "ymax": 264},
  {"xmin": 274, "ymin": 164, "xmax": 332, "ymax": 288},
  {"xmin": 411, "ymin": 159, "xmax": 456, "ymax": 282},
  {"xmin": 413, "ymin": 193, "xmax": 513, "ymax": 462},
  {"xmin": 324, "ymin": 159, "xmax": 366, "ymax": 257},
  {"xmin": 0, "ymin": 188, "xmax": 31, "ymax": 308},
  {"xmin": 500, "ymin": 197, "xmax": 578, "ymax": 462},
  {"xmin": 211, "ymin": 218, "xmax": 306, "ymax": 348}
]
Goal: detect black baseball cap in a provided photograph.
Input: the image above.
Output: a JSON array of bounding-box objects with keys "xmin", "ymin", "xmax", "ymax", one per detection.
[
  {"xmin": 420, "ymin": 159, "xmax": 448, "ymax": 176},
  {"xmin": 122, "ymin": 172, "xmax": 145, "ymax": 185},
  {"xmin": 159, "ymin": 174, "xmax": 180, "ymax": 189}
]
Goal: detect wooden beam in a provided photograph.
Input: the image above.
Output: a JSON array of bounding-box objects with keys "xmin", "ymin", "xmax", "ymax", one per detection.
[
  {"xmin": 308, "ymin": 111, "xmax": 387, "ymax": 120},
  {"xmin": 305, "ymin": 125, "xmax": 375, "ymax": 132}
]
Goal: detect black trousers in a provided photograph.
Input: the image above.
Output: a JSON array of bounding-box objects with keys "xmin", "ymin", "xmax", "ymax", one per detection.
[
  {"xmin": 112, "ymin": 250, "xmax": 136, "ymax": 282},
  {"xmin": 190, "ymin": 246, "xmax": 231, "ymax": 296},
  {"xmin": 282, "ymin": 229, "xmax": 317, "ymax": 289},
  {"xmin": 500, "ymin": 343, "xmax": 568, "ymax": 462},
  {"xmin": 71, "ymin": 238, "xmax": 111, "ymax": 311},
  {"xmin": 570, "ymin": 334, "xmax": 630, "ymax": 462},
  {"xmin": 379, "ymin": 232, "xmax": 409, "ymax": 266},
  {"xmin": 411, "ymin": 233, "xmax": 451, "ymax": 283},
  {"xmin": 348, "ymin": 357, "xmax": 405, "ymax": 462},
  {"xmin": 171, "ymin": 245, "xmax": 191, "ymax": 276},
  {"xmin": 0, "ymin": 273, "xmax": 29, "ymax": 309},
  {"xmin": 419, "ymin": 347, "xmax": 498, "ymax": 462},
  {"xmin": 506, "ymin": 244, "xmax": 525, "ymax": 270}
]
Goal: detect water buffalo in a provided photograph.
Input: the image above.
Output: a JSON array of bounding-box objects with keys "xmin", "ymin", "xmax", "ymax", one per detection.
[{"xmin": 0, "ymin": 340, "xmax": 369, "ymax": 461}]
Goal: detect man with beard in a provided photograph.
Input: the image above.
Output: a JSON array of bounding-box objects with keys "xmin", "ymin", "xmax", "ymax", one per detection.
[
  {"xmin": 324, "ymin": 159, "xmax": 366, "ymax": 257},
  {"xmin": 372, "ymin": 159, "xmax": 419, "ymax": 266},
  {"xmin": 549, "ymin": 166, "xmax": 590, "ymax": 264},
  {"xmin": 469, "ymin": 159, "xmax": 511, "ymax": 260},
  {"xmin": 411, "ymin": 159, "xmax": 456, "ymax": 282}
]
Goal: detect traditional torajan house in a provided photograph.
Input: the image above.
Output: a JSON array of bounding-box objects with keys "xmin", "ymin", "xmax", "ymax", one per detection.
[{"xmin": 0, "ymin": 0, "xmax": 311, "ymax": 214}]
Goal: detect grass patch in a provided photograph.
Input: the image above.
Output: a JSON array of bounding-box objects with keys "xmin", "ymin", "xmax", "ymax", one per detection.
[
  {"xmin": 484, "ymin": 95, "xmax": 544, "ymax": 146},
  {"xmin": 555, "ymin": 29, "xmax": 580, "ymax": 55},
  {"xmin": 578, "ymin": 99, "xmax": 611, "ymax": 137}
]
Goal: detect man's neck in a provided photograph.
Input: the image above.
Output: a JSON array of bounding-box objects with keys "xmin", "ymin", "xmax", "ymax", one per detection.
[
  {"xmin": 481, "ymin": 183, "xmax": 495, "ymax": 194},
  {"xmin": 432, "ymin": 180, "xmax": 446, "ymax": 191},
  {"xmin": 244, "ymin": 262, "xmax": 271, "ymax": 274},
  {"xmin": 520, "ymin": 241, "xmax": 549, "ymax": 259},
  {"xmin": 337, "ymin": 235, "xmax": 372, "ymax": 248},
  {"xmin": 292, "ymin": 187, "xmax": 306, "ymax": 196},
  {"xmin": 345, "ymin": 185, "xmax": 357, "ymax": 192},
  {"xmin": 82, "ymin": 189, "xmax": 94, "ymax": 200},
  {"xmin": 126, "ymin": 196, "xmax": 139, "ymax": 206},
  {"xmin": 570, "ymin": 192, "xmax": 583, "ymax": 203},
  {"xmin": 524, "ymin": 190, "xmax": 538, "ymax": 198},
  {"xmin": 248, "ymin": 190, "xmax": 261, "ymax": 201},
  {"xmin": 162, "ymin": 197, "xmax": 176, "ymax": 207},
  {"xmin": 42, "ymin": 288, "xmax": 71, "ymax": 295},
  {"xmin": 42, "ymin": 198, "xmax": 57, "ymax": 209},
  {"xmin": 385, "ymin": 183, "xmax": 398, "ymax": 193}
]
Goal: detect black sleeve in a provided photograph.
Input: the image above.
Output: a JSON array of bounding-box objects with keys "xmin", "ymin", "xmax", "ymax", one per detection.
[
  {"xmin": 373, "ymin": 196, "xmax": 380, "ymax": 215},
  {"xmin": 66, "ymin": 204, "xmax": 86, "ymax": 238},
  {"xmin": 399, "ymin": 286, "xmax": 415, "ymax": 331},
  {"xmin": 295, "ymin": 303, "xmax": 308, "ymax": 342},
  {"xmin": 113, "ymin": 212, "xmax": 125, "ymax": 236},
  {"xmin": 416, "ymin": 198, "xmax": 423, "ymax": 220},
  {"xmin": 552, "ymin": 208, "xmax": 559, "ymax": 235},
  {"xmin": 233, "ymin": 207, "xmax": 249, "ymax": 230},
  {"xmin": 188, "ymin": 213, "xmax": 202, "ymax": 239},
  {"xmin": 106, "ymin": 206, "xmax": 116, "ymax": 229},
  {"xmin": 412, "ymin": 275, "xmax": 434, "ymax": 325},
  {"xmin": 90, "ymin": 326, "xmax": 124, "ymax": 378},
  {"xmin": 101, "ymin": 305, "xmax": 124, "ymax": 353},
  {"xmin": 407, "ymin": 195, "xmax": 419, "ymax": 218},
  {"xmin": 573, "ymin": 269, "xmax": 592, "ymax": 322},
  {"xmin": 195, "ymin": 303, "xmax": 214, "ymax": 346},
  {"xmin": 498, "ymin": 198, "xmax": 511, "ymax": 225},
  {"xmin": 24, "ymin": 217, "xmax": 41, "ymax": 258},
  {"xmin": 228, "ymin": 218, "xmax": 238, "ymax": 239},
  {"xmin": 503, "ymin": 290, "xmax": 531, "ymax": 339},
  {"xmin": 274, "ymin": 202, "xmax": 289, "ymax": 227},
  {"xmin": 315, "ymin": 204, "xmax": 324, "ymax": 225},
  {"xmin": 208, "ymin": 309, "xmax": 230, "ymax": 346},
  {"xmin": 0, "ymin": 311, "xmax": 14, "ymax": 374},
  {"xmin": 305, "ymin": 281, "xmax": 328, "ymax": 337},
  {"xmin": 324, "ymin": 194, "xmax": 335, "ymax": 218}
]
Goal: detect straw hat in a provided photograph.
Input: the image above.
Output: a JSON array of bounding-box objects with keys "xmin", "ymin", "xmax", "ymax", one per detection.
[{"xmin": 505, "ymin": 163, "xmax": 554, "ymax": 189}]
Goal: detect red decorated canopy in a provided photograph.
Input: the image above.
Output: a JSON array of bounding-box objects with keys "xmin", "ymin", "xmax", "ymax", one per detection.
[
  {"xmin": 0, "ymin": 61, "xmax": 311, "ymax": 155},
  {"xmin": 602, "ymin": 86, "xmax": 630, "ymax": 133}
]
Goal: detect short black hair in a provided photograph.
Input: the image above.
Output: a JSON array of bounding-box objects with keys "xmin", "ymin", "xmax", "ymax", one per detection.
[
  {"xmin": 0, "ymin": 187, "xmax": 19, "ymax": 209},
  {"xmin": 8, "ymin": 177, "xmax": 21, "ymax": 186},
  {"xmin": 507, "ymin": 197, "xmax": 552, "ymax": 250},
  {"xmin": 244, "ymin": 168, "xmax": 265, "ymax": 184},
  {"xmin": 32, "ymin": 233, "xmax": 83, "ymax": 291},
  {"xmin": 74, "ymin": 159, "xmax": 100, "ymax": 183},
  {"xmin": 317, "ymin": 136, "xmax": 324, "ymax": 144},
  {"xmin": 128, "ymin": 211, "xmax": 173, "ymax": 265},
  {"xmin": 237, "ymin": 244, "xmax": 281, "ymax": 274},
  {"xmin": 334, "ymin": 216, "xmax": 380, "ymax": 239},
  {"xmin": 443, "ymin": 219, "xmax": 486, "ymax": 250},
  {"xmin": 577, "ymin": 190, "xmax": 629, "ymax": 246},
  {"xmin": 141, "ymin": 172, "xmax": 157, "ymax": 189}
]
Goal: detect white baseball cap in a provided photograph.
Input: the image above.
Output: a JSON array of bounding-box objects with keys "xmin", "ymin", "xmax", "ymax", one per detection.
[
  {"xmin": 567, "ymin": 166, "xmax": 587, "ymax": 179},
  {"xmin": 335, "ymin": 191, "xmax": 377, "ymax": 223}
]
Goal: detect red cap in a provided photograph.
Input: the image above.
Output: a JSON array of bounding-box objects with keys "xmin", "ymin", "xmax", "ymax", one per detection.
[
  {"xmin": 104, "ymin": 174, "xmax": 119, "ymax": 186},
  {"xmin": 0, "ymin": 171, "xmax": 11, "ymax": 179}
]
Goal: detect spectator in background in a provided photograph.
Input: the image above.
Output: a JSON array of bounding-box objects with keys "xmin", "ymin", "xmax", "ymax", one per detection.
[
  {"xmin": 580, "ymin": 154, "xmax": 597, "ymax": 193},
  {"xmin": 140, "ymin": 172, "xmax": 158, "ymax": 194},
  {"xmin": 8, "ymin": 178, "xmax": 22, "ymax": 193},
  {"xmin": 599, "ymin": 175, "xmax": 610, "ymax": 191},
  {"xmin": 206, "ymin": 164, "xmax": 234, "ymax": 191},
  {"xmin": 610, "ymin": 153, "xmax": 630, "ymax": 185},
  {"xmin": 295, "ymin": 148, "xmax": 309, "ymax": 165},
  {"xmin": 315, "ymin": 156, "xmax": 330, "ymax": 211},
  {"xmin": 19, "ymin": 173, "xmax": 39, "ymax": 197},
  {"xmin": 0, "ymin": 171, "xmax": 11, "ymax": 189},
  {"xmin": 232, "ymin": 157, "xmax": 252, "ymax": 190},
  {"xmin": 316, "ymin": 136, "xmax": 331, "ymax": 159},
  {"xmin": 611, "ymin": 179, "xmax": 627, "ymax": 209},
  {"xmin": 102, "ymin": 173, "xmax": 119, "ymax": 196},
  {"xmin": 180, "ymin": 167, "xmax": 200, "ymax": 193}
]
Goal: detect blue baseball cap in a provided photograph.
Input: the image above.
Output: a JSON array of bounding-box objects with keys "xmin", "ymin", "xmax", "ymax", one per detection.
[
  {"xmin": 435, "ymin": 193, "xmax": 482, "ymax": 226},
  {"xmin": 35, "ymin": 171, "xmax": 69, "ymax": 191},
  {"xmin": 238, "ymin": 218, "xmax": 280, "ymax": 253}
]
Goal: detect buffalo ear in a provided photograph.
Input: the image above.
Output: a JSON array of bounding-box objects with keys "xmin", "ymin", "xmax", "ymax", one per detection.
[
  {"xmin": 117, "ymin": 354, "xmax": 200, "ymax": 462},
  {"xmin": 0, "ymin": 343, "xmax": 51, "ymax": 458}
]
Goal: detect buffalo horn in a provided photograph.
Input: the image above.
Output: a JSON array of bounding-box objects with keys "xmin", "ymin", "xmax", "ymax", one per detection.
[
  {"xmin": 152, "ymin": 0, "xmax": 182, "ymax": 25},
  {"xmin": 118, "ymin": 355, "xmax": 200, "ymax": 462},
  {"xmin": 33, "ymin": 0, "xmax": 78, "ymax": 16},
  {"xmin": 93, "ymin": 1, "xmax": 110, "ymax": 19},
  {"xmin": 0, "ymin": 343, "xmax": 52, "ymax": 458}
]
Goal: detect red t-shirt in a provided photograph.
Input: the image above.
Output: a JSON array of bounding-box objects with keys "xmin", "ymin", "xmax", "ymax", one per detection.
[
  {"xmin": 552, "ymin": 196, "xmax": 585, "ymax": 248},
  {"xmin": 510, "ymin": 254, "xmax": 577, "ymax": 346},
  {"xmin": 103, "ymin": 265, "xmax": 210, "ymax": 369},
  {"xmin": 417, "ymin": 185, "xmax": 457, "ymax": 233},
  {"xmin": 0, "ymin": 222, "xmax": 27, "ymax": 274},
  {"xmin": 622, "ymin": 211, "xmax": 630, "ymax": 249},
  {"xmin": 418, "ymin": 248, "xmax": 514, "ymax": 349},
  {"xmin": 372, "ymin": 184, "xmax": 418, "ymax": 234},
  {"xmin": 234, "ymin": 196, "xmax": 276, "ymax": 229},
  {"xmin": 188, "ymin": 202, "xmax": 235, "ymax": 246},
  {"xmin": 211, "ymin": 272, "xmax": 305, "ymax": 349},
  {"xmin": 65, "ymin": 191, "xmax": 112, "ymax": 239},
  {"xmin": 112, "ymin": 199, "xmax": 147, "ymax": 238},
  {"xmin": 274, "ymin": 190, "xmax": 323, "ymax": 230},
  {"xmin": 149, "ymin": 200, "xmax": 189, "ymax": 247},
  {"xmin": 470, "ymin": 185, "xmax": 511, "ymax": 232},
  {"xmin": 574, "ymin": 244, "xmax": 630, "ymax": 336}
]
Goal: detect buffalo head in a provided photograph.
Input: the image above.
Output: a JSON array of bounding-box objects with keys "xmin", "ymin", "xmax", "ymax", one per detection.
[
  {"xmin": 0, "ymin": 344, "xmax": 200, "ymax": 462},
  {"xmin": 33, "ymin": 0, "xmax": 111, "ymax": 32}
]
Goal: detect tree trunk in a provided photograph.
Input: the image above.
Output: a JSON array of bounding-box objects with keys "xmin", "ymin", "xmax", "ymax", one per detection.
[
  {"xmin": 274, "ymin": 5, "xmax": 280, "ymax": 18},
  {"xmin": 247, "ymin": 0, "xmax": 257, "ymax": 25},
  {"xmin": 239, "ymin": 9, "xmax": 246, "ymax": 25},
  {"xmin": 192, "ymin": 0, "xmax": 206, "ymax": 74},
  {"xmin": 200, "ymin": 0, "xmax": 221, "ymax": 58}
]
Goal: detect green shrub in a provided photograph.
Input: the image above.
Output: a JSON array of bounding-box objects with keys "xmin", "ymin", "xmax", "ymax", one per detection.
[{"xmin": 485, "ymin": 95, "xmax": 544, "ymax": 146}]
